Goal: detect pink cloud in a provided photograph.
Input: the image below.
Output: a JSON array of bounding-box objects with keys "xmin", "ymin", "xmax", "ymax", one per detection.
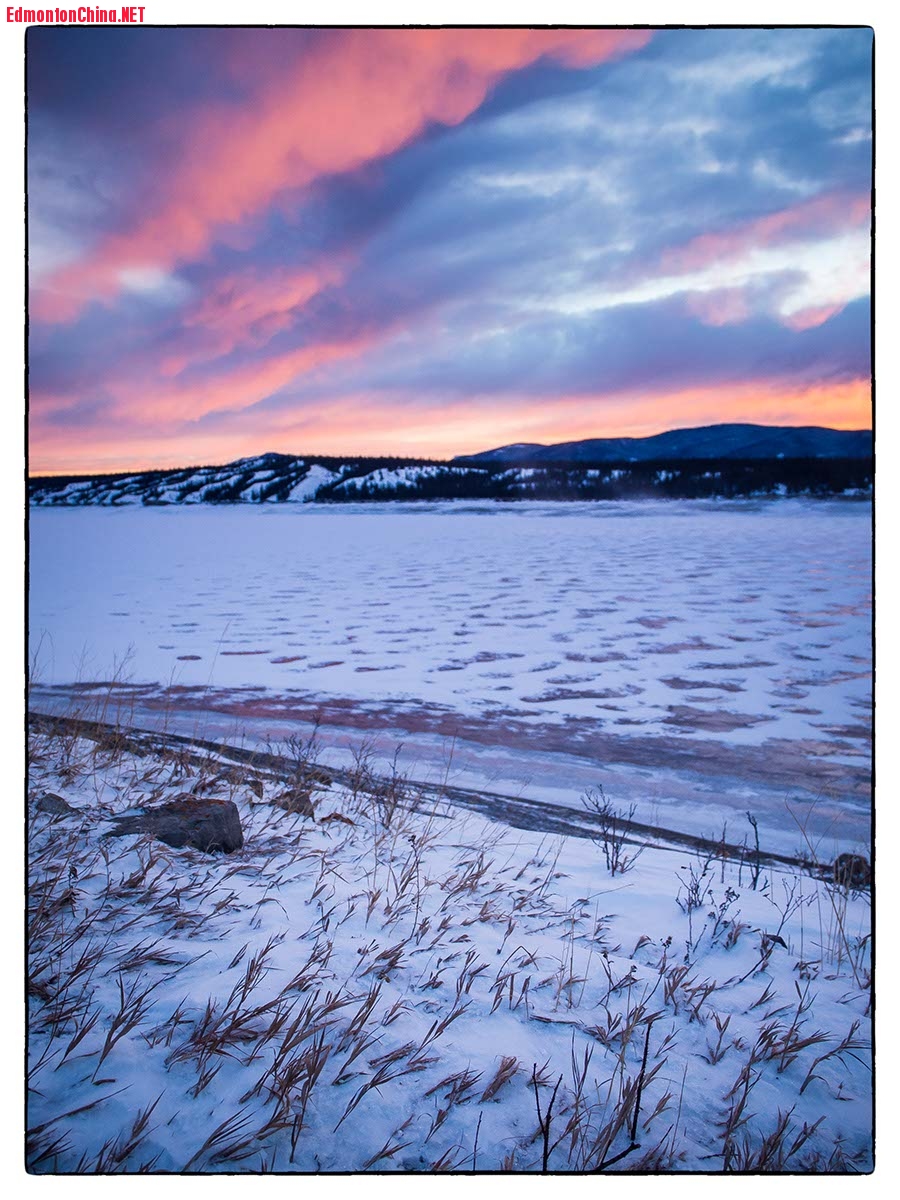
[
  {"xmin": 160, "ymin": 260, "xmax": 348, "ymax": 377},
  {"xmin": 780, "ymin": 303, "xmax": 846, "ymax": 331},
  {"xmin": 683, "ymin": 287, "xmax": 752, "ymax": 326},
  {"xmin": 32, "ymin": 29, "xmax": 652, "ymax": 324},
  {"xmin": 29, "ymin": 320, "xmax": 386, "ymax": 443},
  {"xmin": 683, "ymin": 286, "xmax": 852, "ymax": 332},
  {"xmin": 658, "ymin": 190, "xmax": 870, "ymax": 277},
  {"xmin": 113, "ymin": 333, "xmax": 380, "ymax": 425}
]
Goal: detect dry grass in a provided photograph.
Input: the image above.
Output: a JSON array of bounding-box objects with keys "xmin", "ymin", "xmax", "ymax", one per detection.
[{"xmin": 26, "ymin": 716, "xmax": 872, "ymax": 1174}]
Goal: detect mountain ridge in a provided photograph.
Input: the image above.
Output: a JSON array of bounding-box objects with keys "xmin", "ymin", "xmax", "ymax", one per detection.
[
  {"xmin": 29, "ymin": 425, "xmax": 872, "ymax": 507},
  {"xmin": 452, "ymin": 423, "xmax": 873, "ymax": 466}
]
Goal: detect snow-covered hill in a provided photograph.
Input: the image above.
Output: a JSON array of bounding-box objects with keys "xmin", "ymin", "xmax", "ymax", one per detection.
[
  {"xmin": 30, "ymin": 453, "xmax": 332, "ymax": 507},
  {"xmin": 30, "ymin": 450, "xmax": 872, "ymax": 507},
  {"xmin": 29, "ymin": 454, "xmax": 499, "ymax": 507}
]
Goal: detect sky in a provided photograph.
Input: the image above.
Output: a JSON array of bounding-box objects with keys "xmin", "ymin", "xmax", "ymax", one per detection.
[{"xmin": 27, "ymin": 25, "xmax": 872, "ymax": 474}]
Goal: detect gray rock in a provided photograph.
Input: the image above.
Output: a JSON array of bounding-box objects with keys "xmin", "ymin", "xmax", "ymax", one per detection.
[
  {"xmin": 35, "ymin": 791, "xmax": 75, "ymax": 815},
  {"xmin": 105, "ymin": 795, "xmax": 244, "ymax": 854}
]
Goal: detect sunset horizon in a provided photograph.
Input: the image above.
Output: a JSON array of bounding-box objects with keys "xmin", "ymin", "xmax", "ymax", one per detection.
[
  {"xmin": 28, "ymin": 27, "xmax": 872, "ymax": 475},
  {"xmin": 29, "ymin": 404, "xmax": 873, "ymax": 479}
]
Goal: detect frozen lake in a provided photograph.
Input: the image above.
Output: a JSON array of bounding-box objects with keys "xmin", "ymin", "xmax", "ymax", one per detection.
[{"xmin": 28, "ymin": 500, "xmax": 872, "ymax": 852}]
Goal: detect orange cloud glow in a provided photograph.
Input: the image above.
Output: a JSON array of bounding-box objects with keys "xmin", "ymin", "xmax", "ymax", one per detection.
[
  {"xmin": 564, "ymin": 379, "xmax": 871, "ymax": 441},
  {"xmin": 29, "ymin": 376, "xmax": 870, "ymax": 477}
]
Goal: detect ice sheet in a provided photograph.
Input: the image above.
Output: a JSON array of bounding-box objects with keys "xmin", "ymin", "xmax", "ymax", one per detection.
[{"xmin": 28, "ymin": 499, "xmax": 871, "ymax": 848}]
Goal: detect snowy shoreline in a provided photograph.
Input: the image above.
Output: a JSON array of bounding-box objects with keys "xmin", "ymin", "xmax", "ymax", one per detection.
[
  {"xmin": 27, "ymin": 717, "xmax": 872, "ymax": 1174},
  {"xmin": 29, "ymin": 686, "xmax": 871, "ymax": 859}
]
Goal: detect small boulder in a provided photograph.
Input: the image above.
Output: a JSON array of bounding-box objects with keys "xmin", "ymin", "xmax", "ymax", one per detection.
[
  {"xmin": 35, "ymin": 791, "xmax": 75, "ymax": 816},
  {"xmin": 832, "ymin": 852, "xmax": 871, "ymax": 889},
  {"xmin": 105, "ymin": 795, "xmax": 244, "ymax": 854}
]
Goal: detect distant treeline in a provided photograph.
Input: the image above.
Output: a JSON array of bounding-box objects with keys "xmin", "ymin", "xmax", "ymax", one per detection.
[
  {"xmin": 314, "ymin": 457, "xmax": 873, "ymax": 502},
  {"xmin": 29, "ymin": 453, "xmax": 872, "ymax": 506}
]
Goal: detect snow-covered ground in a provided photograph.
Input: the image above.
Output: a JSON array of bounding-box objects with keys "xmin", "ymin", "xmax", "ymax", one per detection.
[
  {"xmin": 334, "ymin": 464, "xmax": 485, "ymax": 493},
  {"xmin": 27, "ymin": 725, "xmax": 872, "ymax": 1174},
  {"xmin": 28, "ymin": 500, "xmax": 871, "ymax": 853}
]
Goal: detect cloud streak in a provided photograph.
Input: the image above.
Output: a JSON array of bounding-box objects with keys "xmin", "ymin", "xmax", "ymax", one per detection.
[{"xmin": 31, "ymin": 28, "xmax": 651, "ymax": 322}]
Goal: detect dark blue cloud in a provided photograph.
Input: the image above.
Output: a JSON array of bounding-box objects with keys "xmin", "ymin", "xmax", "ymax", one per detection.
[{"xmin": 263, "ymin": 295, "xmax": 871, "ymax": 408}]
